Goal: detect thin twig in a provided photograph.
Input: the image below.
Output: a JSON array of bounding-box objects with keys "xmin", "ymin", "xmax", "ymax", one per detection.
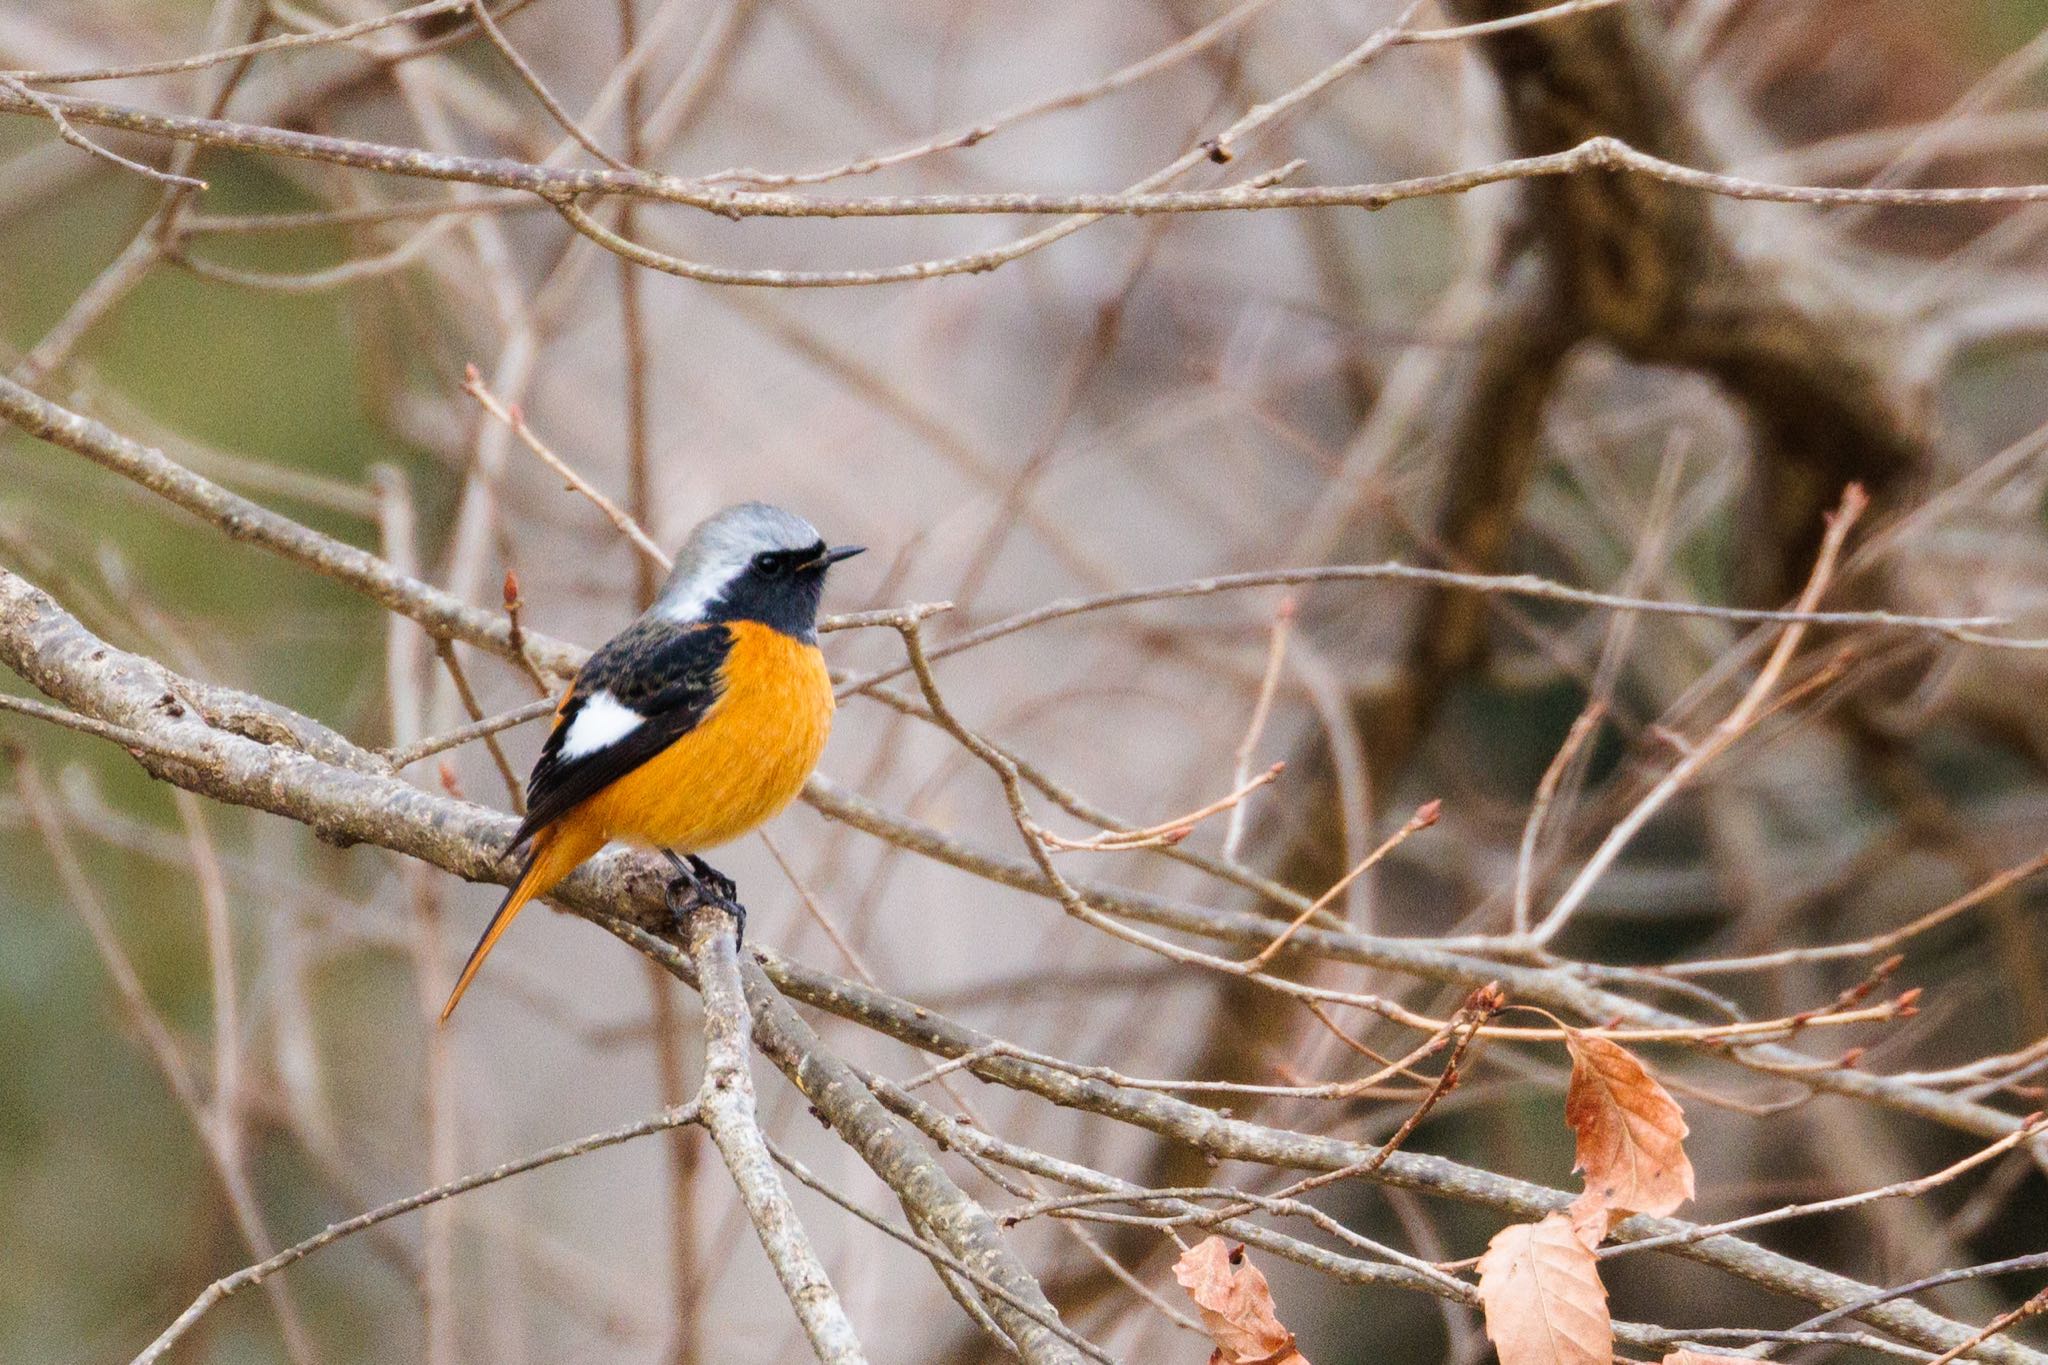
[
  {"xmin": 0, "ymin": 75, "xmax": 206, "ymax": 188},
  {"xmin": 0, "ymin": 690, "xmax": 208, "ymax": 767},
  {"xmin": 1222, "ymin": 595, "xmax": 1294, "ymax": 863},
  {"xmin": 1036, "ymin": 761, "xmax": 1283, "ymax": 852},
  {"xmin": 1794, "ymin": 1254, "xmax": 2048, "ymax": 1335},
  {"xmin": 1320, "ymin": 994, "xmax": 1491, "ymax": 1181},
  {"xmin": 1921, "ymin": 1288, "xmax": 2048, "ymax": 1365},
  {"xmin": 836, "ymin": 548, "xmax": 2009, "ymax": 698},
  {"xmin": 384, "ymin": 696, "xmax": 558, "ymax": 769},
  {"xmin": 433, "ymin": 639, "xmax": 525, "ymax": 809},
  {"xmin": 171, "ymin": 791, "xmax": 241, "ymax": 1164},
  {"xmin": 461, "ymin": 365, "xmax": 671, "ymax": 570},
  {"xmin": 1513, "ymin": 704, "xmax": 1606, "ymax": 936},
  {"xmin": 1237, "ymin": 799, "xmax": 1441, "ymax": 968},
  {"xmin": 896, "ymin": 1038, "xmax": 1426, "ymax": 1102},
  {"xmin": 131, "ymin": 1102, "xmax": 704, "ymax": 1365},
  {"xmin": 466, "ymin": 0, "xmax": 629, "ymax": 170},
  {"xmin": 1601, "ymin": 1114, "xmax": 2047, "ymax": 1261},
  {"xmin": 171, "ymin": 220, "xmax": 456, "ymax": 292},
  {"xmin": 5, "ymin": 0, "xmax": 479, "ymax": 85},
  {"xmin": 697, "ymin": 0, "xmax": 1289, "ymax": 187},
  {"xmin": 1660, "ymin": 844, "xmax": 2048, "ymax": 978},
  {"xmin": 1529, "ymin": 486, "xmax": 1869, "ymax": 946}
]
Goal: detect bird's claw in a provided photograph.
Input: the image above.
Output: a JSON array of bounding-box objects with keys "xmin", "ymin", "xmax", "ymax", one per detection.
[
  {"xmin": 685, "ymin": 854, "xmax": 739, "ymax": 906},
  {"xmin": 661, "ymin": 851, "xmax": 747, "ymax": 949}
]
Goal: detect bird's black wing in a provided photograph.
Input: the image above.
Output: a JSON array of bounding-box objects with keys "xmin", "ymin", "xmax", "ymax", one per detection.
[{"xmin": 506, "ymin": 620, "xmax": 732, "ymax": 849}]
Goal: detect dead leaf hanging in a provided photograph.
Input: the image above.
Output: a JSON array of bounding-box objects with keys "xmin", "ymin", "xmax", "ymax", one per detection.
[
  {"xmin": 1477, "ymin": 1213, "xmax": 1614, "ymax": 1365},
  {"xmin": 1563, "ymin": 1027, "xmax": 1696, "ymax": 1233},
  {"xmin": 1172, "ymin": 1236, "xmax": 1311, "ymax": 1364}
]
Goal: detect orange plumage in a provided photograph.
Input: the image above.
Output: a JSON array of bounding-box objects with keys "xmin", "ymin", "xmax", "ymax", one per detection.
[{"xmin": 575, "ymin": 623, "xmax": 833, "ymax": 852}]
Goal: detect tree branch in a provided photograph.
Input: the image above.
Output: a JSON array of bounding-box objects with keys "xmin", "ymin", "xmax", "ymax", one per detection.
[{"xmin": 683, "ymin": 905, "xmax": 866, "ymax": 1363}]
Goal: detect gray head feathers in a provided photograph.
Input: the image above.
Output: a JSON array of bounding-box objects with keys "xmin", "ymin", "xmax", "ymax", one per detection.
[{"xmin": 652, "ymin": 502, "xmax": 824, "ymax": 622}]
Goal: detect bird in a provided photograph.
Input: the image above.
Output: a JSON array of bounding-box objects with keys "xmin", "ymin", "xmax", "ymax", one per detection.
[{"xmin": 439, "ymin": 502, "xmax": 864, "ymax": 1021}]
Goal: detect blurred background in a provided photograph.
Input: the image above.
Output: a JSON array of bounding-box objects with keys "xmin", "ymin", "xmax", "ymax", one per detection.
[{"xmin": 3, "ymin": 0, "xmax": 2048, "ymax": 1361}]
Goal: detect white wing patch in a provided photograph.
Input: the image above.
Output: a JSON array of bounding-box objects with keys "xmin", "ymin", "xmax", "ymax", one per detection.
[{"xmin": 558, "ymin": 691, "xmax": 645, "ymax": 758}]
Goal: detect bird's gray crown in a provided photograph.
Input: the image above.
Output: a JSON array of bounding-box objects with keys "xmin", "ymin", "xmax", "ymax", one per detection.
[{"xmin": 651, "ymin": 501, "xmax": 823, "ymax": 622}]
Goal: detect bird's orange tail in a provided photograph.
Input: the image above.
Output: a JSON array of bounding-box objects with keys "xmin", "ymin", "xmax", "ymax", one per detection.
[{"xmin": 439, "ymin": 821, "xmax": 602, "ymax": 1022}]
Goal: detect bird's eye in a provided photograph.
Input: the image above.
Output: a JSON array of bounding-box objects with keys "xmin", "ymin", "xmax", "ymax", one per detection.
[{"xmin": 752, "ymin": 551, "xmax": 788, "ymax": 578}]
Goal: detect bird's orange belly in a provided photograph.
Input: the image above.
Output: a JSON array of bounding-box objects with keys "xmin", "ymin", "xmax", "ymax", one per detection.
[{"xmin": 581, "ymin": 621, "xmax": 833, "ymax": 852}]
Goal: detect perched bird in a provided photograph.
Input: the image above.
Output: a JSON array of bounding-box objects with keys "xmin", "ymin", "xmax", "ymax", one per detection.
[{"xmin": 439, "ymin": 502, "xmax": 863, "ymax": 1021}]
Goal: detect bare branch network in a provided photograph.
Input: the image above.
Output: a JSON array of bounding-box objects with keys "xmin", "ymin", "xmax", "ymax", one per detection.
[
  {"xmin": 4, "ymin": 0, "xmax": 2048, "ymax": 1363},
  {"xmin": 14, "ymin": 83, "xmax": 2048, "ymax": 291}
]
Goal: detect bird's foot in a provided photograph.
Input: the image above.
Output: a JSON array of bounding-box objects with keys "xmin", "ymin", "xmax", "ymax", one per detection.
[
  {"xmin": 685, "ymin": 853, "xmax": 739, "ymax": 907},
  {"xmin": 660, "ymin": 850, "xmax": 747, "ymax": 948}
]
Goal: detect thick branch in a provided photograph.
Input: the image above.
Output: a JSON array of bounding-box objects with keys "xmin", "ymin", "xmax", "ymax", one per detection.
[
  {"xmin": 685, "ymin": 907, "xmax": 865, "ymax": 1363},
  {"xmin": 737, "ymin": 958, "xmax": 1087, "ymax": 1363}
]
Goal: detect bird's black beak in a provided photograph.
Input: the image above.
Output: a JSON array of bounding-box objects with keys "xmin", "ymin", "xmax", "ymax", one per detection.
[{"xmin": 819, "ymin": 544, "xmax": 865, "ymax": 566}]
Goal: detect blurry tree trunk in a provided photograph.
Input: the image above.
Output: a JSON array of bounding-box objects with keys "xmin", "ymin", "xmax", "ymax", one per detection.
[
  {"xmin": 1130, "ymin": 0, "xmax": 1944, "ymax": 1273},
  {"xmin": 1446, "ymin": 0, "xmax": 1930, "ymax": 605}
]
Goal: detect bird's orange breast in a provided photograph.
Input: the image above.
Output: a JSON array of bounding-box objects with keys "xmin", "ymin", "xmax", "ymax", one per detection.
[{"xmin": 577, "ymin": 621, "xmax": 833, "ymax": 852}]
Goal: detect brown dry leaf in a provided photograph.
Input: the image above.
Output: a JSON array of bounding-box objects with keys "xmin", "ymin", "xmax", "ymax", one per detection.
[
  {"xmin": 1563, "ymin": 1027, "xmax": 1695, "ymax": 1227},
  {"xmin": 1172, "ymin": 1236, "xmax": 1311, "ymax": 1364},
  {"xmin": 1477, "ymin": 1214, "xmax": 1614, "ymax": 1365},
  {"xmin": 1662, "ymin": 1353, "xmax": 1736, "ymax": 1364}
]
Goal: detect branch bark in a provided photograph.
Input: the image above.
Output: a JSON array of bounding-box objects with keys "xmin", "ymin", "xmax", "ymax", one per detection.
[
  {"xmin": 736, "ymin": 958, "xmax": 1089, "ymax": 1364},
  {"xmin": 684, "ymin": 906, "xmax": 867, "ymax": 1364}
]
